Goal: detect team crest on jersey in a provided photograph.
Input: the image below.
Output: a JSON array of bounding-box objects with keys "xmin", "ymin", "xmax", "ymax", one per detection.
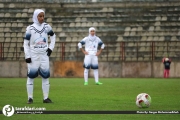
[{"xmin": 34, "ymin": 37, "xmax": 47, "ymax": 48}]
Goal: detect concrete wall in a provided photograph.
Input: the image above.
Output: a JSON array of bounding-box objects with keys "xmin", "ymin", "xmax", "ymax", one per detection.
[{"xmin": 0, "ymin": 61, "xmax": 179, "ymax": 78}]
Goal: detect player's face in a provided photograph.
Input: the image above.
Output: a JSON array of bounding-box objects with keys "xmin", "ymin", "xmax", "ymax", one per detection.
[
  {"xmin": 37, "ymin": 12, "xmax": 44, "ymax": 24},
  {"xmin": 90, "ymin": 30, "xmax": 95, "ymax": 36}
]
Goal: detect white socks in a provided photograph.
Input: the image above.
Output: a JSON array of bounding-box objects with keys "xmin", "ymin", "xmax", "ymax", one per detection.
[
  {"xmin": 26, "ymin": 77, "xmax": 50, "ymax": 100},
  {"xmin": 93, "ymin": 69, "xmax": 99, "ymax": 83},
  {"xmin": 84, "ymin": 69, "xmax": 89, "ymax": 82},
  {"xmin": 26, "ymin": 77, "xmax": 34, "ymax": 99},
  {"xmin": 84, "ymin": 69, "xmax": 99, "ymax": 83},
  {"xmin": 42, "ymin": 78, "xmax": 50, "ymax": 100}
]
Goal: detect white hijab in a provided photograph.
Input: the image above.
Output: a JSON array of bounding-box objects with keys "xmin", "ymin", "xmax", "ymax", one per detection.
[
  {"xmin": 32, "ymin": 9, "xmax": 45, "ymax": 24},
  {"xmin": 88, "ymin": 27, "xmax": 96, "ymax": 41}
]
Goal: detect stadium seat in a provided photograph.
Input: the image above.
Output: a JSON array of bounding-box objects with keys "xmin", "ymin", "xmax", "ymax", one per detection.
[
  {"xmin": 11, "ymin": 33, "xmax": 16, "ymax": 37},
  {"xmin": 18, "ymin": 23, "xmax": 23, "ymax": 27},
  {"xmin": 0, "ymin": 3, "xmax": 4, "ymax": 8},
  {"xmin": 0, "ymin": 13, "xmax": 4, "ymax": 17},
  {"xmin": 4, "ymin": 13, "xmax": 10, "ymax": 17},
  {"xmin": 66, "ymin": 37, "xmax": 72, "ymax": 42},
  {"xmin": 5, "ymin": 23, "xmax": 11, "ymax": 27},
  {"xmin": 16, "ymin": 13, "xmax": 21, "ymax": 17}
]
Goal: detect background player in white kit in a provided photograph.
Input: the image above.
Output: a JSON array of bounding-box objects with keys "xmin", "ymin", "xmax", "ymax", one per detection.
[
  {"xmin": 78, "ymin": 27, "xmax": 105, "ymax": 85},
  {"xmin": 23, "ymin": 9, "xmax": 56, "ymax": 104}
]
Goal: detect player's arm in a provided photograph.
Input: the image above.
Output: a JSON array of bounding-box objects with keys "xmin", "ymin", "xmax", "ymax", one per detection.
[
  {"xmin": 162, "ymin": 57, "xmax": 165, "ymax": 63},
  {"xmin": 96, "ymin": 39, "xmax": 105, "ymax": 56},
  {"xmin": 96, "ymin": 48, "xmax": 103, "ymax": 56},
  {"xmin": 47, "ymin": 25, "xmax": 56, "ymax": 56},
  {"xmin": 78, "ymin": 38, "xmax": 88, "ymax": 55},
  {"xmin": 23, "ymin": 26, "xmax": 31, "ymax": 63}
]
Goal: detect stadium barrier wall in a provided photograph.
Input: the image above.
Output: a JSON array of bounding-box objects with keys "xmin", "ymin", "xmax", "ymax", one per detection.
[{"xmin": 0, "ymin": 61, "xmax": 180, "ymax": 78}]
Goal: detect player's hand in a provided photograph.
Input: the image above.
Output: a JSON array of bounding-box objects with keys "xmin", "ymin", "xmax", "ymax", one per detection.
[
  {"xmin": 83, "ymin": 51, "xmax": 88, "ymax": 55},
  {"xmin": 96, "ymin": 51, "xmax": 101, "ymax": 56},
  {"xmin": 46, "ymin": 48, "xmax": 52, "ymax": 56},
  {"xmin": 25, "ymin": 58, "xmax": 31, "ymax": 63}
]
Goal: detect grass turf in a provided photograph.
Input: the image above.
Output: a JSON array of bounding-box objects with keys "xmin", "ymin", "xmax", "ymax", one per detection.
[{"xmin": 0, "ymin": 78, "xmax": 180, "ymax": 120}]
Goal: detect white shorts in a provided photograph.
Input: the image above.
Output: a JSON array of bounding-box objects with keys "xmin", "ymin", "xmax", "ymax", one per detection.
[
  {"xmin": 27, "ymin": 52, "xmax": 50, "ymax": 79},
  {"xmin": 83, "ymin": 55, "xmax": 98, "ymax": 69}
]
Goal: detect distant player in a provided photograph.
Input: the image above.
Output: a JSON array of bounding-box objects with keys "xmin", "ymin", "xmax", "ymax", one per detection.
[
  {"xmin": 23, "ymin": 9, "xmax": 56, "ymax": 104},
  {"xmin": 78, "ymin": 27, "xmax": 105, "ymax": 85},
  {"xmin": 162, "ymin": 57, "xmax": 171, "ymax": 78}
]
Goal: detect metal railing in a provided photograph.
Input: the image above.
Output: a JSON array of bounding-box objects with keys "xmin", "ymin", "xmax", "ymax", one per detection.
[{"xmin": 0, "ymin": 41, "xmax": 179, "ymax": 61}]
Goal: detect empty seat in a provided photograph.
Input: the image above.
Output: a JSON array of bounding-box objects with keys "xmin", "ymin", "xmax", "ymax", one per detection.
[
  {"xmin": 124, "ymin": 32, "xmax": 129, "ymax": 36},
  {"xmin": 46, "ymin": 18, "xmax": 52, "ymax": 22},
  {"xmin": 9, "ymin": 3, "xmax": 15, "ymax": 8},
  {"xmin": 69, "ymin": 23, "xmax": 75, "ymax": 27},
  {"xmin": 72, "ymin": 37, "xmax": 78, "ymax": 41},
  {"xmin": 87, "ymin": 22, "xmax": 92, "ymax": 27},
  {"xmin": 0, "ymin": 13, "xmax": 4, "ymax": 17},
  {"xmin": 75, "ymin": 22, "xmax": 81, "ymax": 27},
  {"xmin": 93, "ymin": 22, "xmax": 98, "ymax": 27},
  {"xmin": 0, "ymin": 23, "xmax": 5, "ymax": 27},
  {"xmin": 75, "ymin": 17, "xmax": 81, "ymax": 22},
  {"xmin": 70, "ymin": 48, "xmax": 76, "ymax": 52},
  {"xmin": 5, "ymin": 13, "xmax": 10, "ymax": 17},
  {"xmin": 125, "ymin": 27, "xmax": 131, "ymax": 31},
  {"xmin": 66, "ymin": 37, "xmax": 71, "ymax": 41},
  {"xmin": 22, "ymin": 13, "xmax": 28, "ymax": 17},
  {"xmin": 137, "ymin": 26, "xmax": 143, "ymax": 31},
  {"xmin": 0, "ymin": 33, "xmax": 4, "ymax": 37},
  {"xmin": 9, "ymin": 48, "xmax": 15, "ymax": 52},
  {"xmin": 0, "ymin": 3, "xmax": 4, "ymax": 8},
  {"xmin": 59, "ymin": 33, "xmax": 66, "ymax": 37},
  {"xmin": 17, "ymin": 33, "xmax": 23, "ymax": 38},
  {"xmin": 16, "ymin": 13, "xmax": 21, "ymax": 17},
  {"xmin": 6, "ymin": 23, "xmax": 11, "ymax": 27},
  {"xmin": 56, "ymin": 28, "xmax": 62, "ymax": 32},
  {"xmin": 81, "ymin": 22, "xmax": 86, "ymax": 27},
  {"xmin": 28, "ymin": 8, "xmax": 34, "ymax": 13},
  {"xmin": 11, "ymin": 33, "xmax": 16, "ymax": 37},
  {"xmin": 5, "ymin": 37, "xmax": 11, "ymax": 42},
  {"xmin": 18, "ymin": 23, "xmax": 23, "ymax": 27},
  {"xmin": 5, "ymin": 33, "xmax": 11, "ymax": 37}
]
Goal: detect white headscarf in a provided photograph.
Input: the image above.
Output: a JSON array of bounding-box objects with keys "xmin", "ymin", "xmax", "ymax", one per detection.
[
  {"xmin": 32, "ymin": 9, "xmax": 45, "ymax": 24},
  {"xmin": 88, "ymin": 27, "xmax": 96, "ymax": 41}
]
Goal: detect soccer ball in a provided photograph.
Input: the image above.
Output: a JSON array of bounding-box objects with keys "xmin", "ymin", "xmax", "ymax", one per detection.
[{"xmin": 136, "ymin": 93, "xmax": 151, "ymax": 108}]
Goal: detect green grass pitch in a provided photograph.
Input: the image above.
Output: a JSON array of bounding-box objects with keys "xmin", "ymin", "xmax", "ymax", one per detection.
[{"xmin": 0, "ymin": 78, "xmax": 180, "ymax": 120}]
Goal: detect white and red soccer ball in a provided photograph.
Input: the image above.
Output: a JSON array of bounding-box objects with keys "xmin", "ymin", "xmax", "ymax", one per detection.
[{"xmin": 136, "ymin": 93, "xmax": 151, "ymax": 108}]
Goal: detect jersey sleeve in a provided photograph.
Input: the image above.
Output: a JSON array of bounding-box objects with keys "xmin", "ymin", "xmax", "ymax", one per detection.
[
  {"xmin": 78, "ymin": 37, "xmax": 86, "ymax": 48},
  {"xmin": 23, "ymin": 26, "xmax": 31, "ymax": 59},
  {"xmin": 98, "ymin": 37, "xmax": 105, "ymax": 49},
  {"xmin": 46, "ymin": 24, "xmax": 56, "ymax": 51}
]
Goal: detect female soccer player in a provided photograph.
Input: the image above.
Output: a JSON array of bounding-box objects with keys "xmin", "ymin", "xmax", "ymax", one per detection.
[
  {"xmin": 23, "ymin": 9, "xmax": 56, "ymax": 104},
  {"xmin": 78, "ymin": 27, "xmax": 105, "ymax": 85}
]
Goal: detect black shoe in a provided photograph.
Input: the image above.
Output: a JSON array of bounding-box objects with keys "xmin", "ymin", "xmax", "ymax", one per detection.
[
  {"xmin": 43, "ymin": 98, "xmax": 53, "ymax": 103},
  {"xmin": 27, "ymin": 98, "xmax": 33, "ymax": 104}
]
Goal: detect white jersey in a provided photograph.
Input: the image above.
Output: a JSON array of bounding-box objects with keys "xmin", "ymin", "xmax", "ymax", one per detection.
[
  {"xmin": 78, "ymin": 36, "xmax": 105, "ymax": 55},
  {"xmin": 23, "ymin": 23, "xmax": 56, "ymax": 59}
]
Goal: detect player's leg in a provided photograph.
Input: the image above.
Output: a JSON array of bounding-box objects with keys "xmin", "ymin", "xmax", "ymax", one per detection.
[
  {"xmin": 26, "ymin": 77, "xmax": 34, "ymax": 104},
  {"xmin": 26, "ymin": 53, "xmax": 39, "ymax": 104},
  {"xmin": 167, "ymin": 69, "xmax": 170, "ymax": 78},
  {"xmin": 83, "ymin": 55, "xmax": 91, "ymax": 85},
  {"xmin": 163, "ymin": 69, "xmax": 166, "ymax": 78},
  {"xmin": 39, "ymin": 54, "xmax": 52, "ymax": 103},
  {"xmin": 91, "ymin": 55, "xmax": 102, "ymax": 85}
]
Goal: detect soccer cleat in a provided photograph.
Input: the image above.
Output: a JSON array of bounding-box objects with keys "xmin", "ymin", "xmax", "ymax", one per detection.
[
  {"xmin": 43, "ymin": 98, "xmax": 53, "ymax": 103},
  {"xmin": 84, "ymin": 82, "xmax": 88, "ymax": 85},
  {"xmin": 96, "ymin": 82, "xmax": 103, "ymax": 85},
  {"xmin": 27, "ymin": 98, "xmax": 33, "ymax": 104}
]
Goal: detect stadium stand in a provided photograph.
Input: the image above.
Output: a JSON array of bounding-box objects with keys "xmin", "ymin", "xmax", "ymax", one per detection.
[{"xmin": 0, "ymin": 0, "xmax": 180, "ymax": 61}]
